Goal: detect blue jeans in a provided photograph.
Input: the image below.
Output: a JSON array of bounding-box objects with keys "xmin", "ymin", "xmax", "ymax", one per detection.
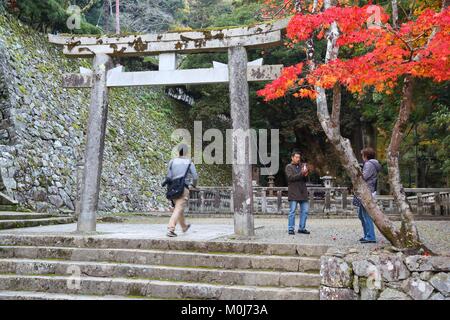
[
  {"xmin": 358, "ymin": 205, "xmax": 376, "ymax": 241},
  {"xmin": 288, "ymin": 200, "xmax": 309, "ymax": 232}
]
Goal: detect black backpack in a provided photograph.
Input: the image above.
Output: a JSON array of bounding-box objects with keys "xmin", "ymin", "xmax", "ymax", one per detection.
[{"xmin": 165, "ymin": 161, "xmax": 191, "ymax": 200}]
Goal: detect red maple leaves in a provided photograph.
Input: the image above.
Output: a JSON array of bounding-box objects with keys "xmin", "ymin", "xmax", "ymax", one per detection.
[
  {"xmin": 257, "ymin": 63, "xmax": 304, "ymax": 101},
  {"xmin": 258, "ymin": 4, "xmax": 450, "ymax": 101}
]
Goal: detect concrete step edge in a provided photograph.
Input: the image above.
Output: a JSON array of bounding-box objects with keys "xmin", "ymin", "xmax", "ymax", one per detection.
[
  {"xmin": 0, "ymin": 257, "xmax": 321, "ymax": 275},
  {"xmin": 0, "ymin": 245, "xmax": 320, "ymax": 260},
  {"xmin": 0, "ymin": 217, "xmax": 74, "ymax": 223},
  {"xmin": 0, "ymin": 258, "xmax": 321, "ymax": 287},
  {"xmin": 0, "ymin": 246, "xmax": 321, "ymax": 272},
  {"xmin": 0, "ymin": 234, "xmax": 329, "ymax": 257},
  {"xmin": 0, "ymin": 213, "xmax": 56, "ymax": 219},
  {"xmin": 0, "ymin": 290, "xmax": 153, "ymax": 300},
  {"xmin": 0, "ymin": 246, "xmax": 320, "ymax": 262},
  {"xmin": 0, "ymin": 218, "xmax": 75, "ymax": 230},
  {"xmin": 0, "ymin": 274, "xmax": 320, "ymax": 300}
]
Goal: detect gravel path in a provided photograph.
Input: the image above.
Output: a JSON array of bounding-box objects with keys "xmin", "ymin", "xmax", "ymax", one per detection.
[{"xmin": 114, "ymin": 216, "xmax": 450, "ymax": 255}]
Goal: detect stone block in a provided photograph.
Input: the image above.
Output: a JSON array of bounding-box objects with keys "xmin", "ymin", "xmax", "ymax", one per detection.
[
  {"xmin": 379, "ymin": 254, "xmax": 410, "ymax": 282},
  {"xmin": 402, "ymin": 277, "xmax": 434, "ymax": 300},
  {"xmin": 378, "ymin": 288, "xmax": 411, "ymax": 300},
  {"xmin": 429, "ymin": 272, "xmax": 450, "ymax": 297},
  {"xmin": 405, "ymin": 255, "xmax": 450, "ymax": 272},
  {"xmin": 319, "ymin": 286, "xmax": 357, "ymax": 300},
  {"xmin": 320, "ymin": 256, "xmax": 353, "ymax": 288},
  {"xmin": 360, "ymin": 287, "xmax": 379, "ymax": 300}
]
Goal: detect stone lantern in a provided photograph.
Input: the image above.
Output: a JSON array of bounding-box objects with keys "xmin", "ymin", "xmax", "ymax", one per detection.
[{"xmin": 320, "ymin": 174, "xmax": 335, "ymax": 188}]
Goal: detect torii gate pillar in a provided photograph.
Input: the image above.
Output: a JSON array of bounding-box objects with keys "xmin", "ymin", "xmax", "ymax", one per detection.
[
  {"xmin": 228, "ymin": 46, "xmax": 254, "ymax": 237},
  {"xmin": 77, "ymin": 54, "xmax": 113, "ymax": 233}
]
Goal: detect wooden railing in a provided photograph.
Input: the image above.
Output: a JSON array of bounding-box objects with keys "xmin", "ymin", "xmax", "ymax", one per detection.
[
  {"xmin": 381, "ymin": 188, "xmax": 450, "ymax": 216},
  {"xmin": 188, "ymin": 187, "xmax": 450, "ymax": 217},
  {"xmin": 188, "ymin": 186, "xmax": 351, "ymax": 215}
]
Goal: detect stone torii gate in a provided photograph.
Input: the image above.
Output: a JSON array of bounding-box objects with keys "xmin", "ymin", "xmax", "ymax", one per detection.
[{"xmin": 48, "ymin": 19, "xmax": 288, "ymax": 235}]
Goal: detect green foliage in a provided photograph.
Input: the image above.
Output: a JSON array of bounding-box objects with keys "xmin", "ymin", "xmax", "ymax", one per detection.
[
  {"xmin": 430, "ymin": 104, "xmax": 450, "ymax": 178},
  {"xmin": 213, "ymin": 1, "xmax": 262, "ymax": 27},
  {"xmin": 8, "ymin": 0, "xmax": 100, "ymax": 33},
  {"xmin": 176, "ymin": 0, "xmax": 233, "ymax": 29}
]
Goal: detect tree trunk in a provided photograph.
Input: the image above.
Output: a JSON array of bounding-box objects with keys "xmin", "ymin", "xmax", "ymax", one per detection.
[
  {"xmin": 391, "ymin": 0, "xmax": 399, "ymax": 29},
  {"xmin": 315, "ymin": 0, "xmax": 429, "ymax": 251},
  {"xmin": 316, "ymin": 86, "xmax": 404, "ymax": 247},
  {"xmin": 386, "ymin": 75, "xmax": 422, "ymax": 248},
  {"xmin": 103, "ymin": 0, "xmax": 110, "ymax": 33}
]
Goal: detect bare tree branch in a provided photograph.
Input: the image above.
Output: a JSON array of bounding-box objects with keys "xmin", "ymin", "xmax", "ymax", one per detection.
[
  {"xmin": 119, "ymin": 0, "xmax": 177, "ymax": 33},
  {"xmin": 80, "ymin": 0, "xmax": 99, "ymax": 14},
  {"xmin": 391, "ymin": 0, "xmax": 399, "ymax": 29}
]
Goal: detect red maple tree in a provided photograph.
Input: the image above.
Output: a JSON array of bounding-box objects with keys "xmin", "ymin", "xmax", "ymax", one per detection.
[
  {"xmin": 258, "ymin": 0, "xmax": 449, "ymax": 250},
  {"xmin": 259, "ymin": 5, "xmax": 449, "ymax": 100}
]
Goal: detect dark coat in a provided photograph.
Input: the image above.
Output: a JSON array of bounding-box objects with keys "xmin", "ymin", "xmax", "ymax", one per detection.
[{"xmin": 285, "ymin": 163, "xmax": 309, "ymax": 201}]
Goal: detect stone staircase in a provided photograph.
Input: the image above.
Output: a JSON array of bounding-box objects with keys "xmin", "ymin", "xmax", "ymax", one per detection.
[
  {"xmin": 0, "ymin": 192, "xmax": 74, "ymax": 230},
  {"xmin": 0, "ymin": 235, "xmax": 328, "ymax": 300},
  {"xmin": 0, "ymin": 212, "xmax": 75, "ymax": 230}
]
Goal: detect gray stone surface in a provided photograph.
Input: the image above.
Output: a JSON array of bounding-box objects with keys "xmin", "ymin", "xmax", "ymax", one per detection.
[
  {"xmin": 0, "ymin": 223, "xmax": 235, "ymax": 241},
  {"xmin": 402, "ymin": 277, "xmax": 435, "ymax": 300},
  {"xmin": 0, "ymin": 290, "xmax": 145, "ymax": 300},
  {"xmin": 419, "ymin": 271, "xmax": 433, "ymax": 281},
  {"xmin": 214, "ymin": 218, "xmax": 450, "ymax": 256},
  {"xmin": 360, "ymin": 287, "xmax": 379, "ymax": 300},
  {"xmin": 0, "ymin": 245, "xmax": 319, "ymax": 272},
  {"xmin": 429, "ymin": 272, "xmax": 450, "ymax": 296},
  {"xmin": 77, "ymin": 54, "xmax": 112, "ymax": 233},
  {"xmin": 228, "ymin": 45, "xmax": 254, "ymax": 237},
  {"xmin": 405, "ymin": 255, "xmax": 450, "ymax": 272},
  {"xmin": 0, "ymin": 227, "xmax": 323, "ymax": 300},
  {"xmin": 0, "ymin": 258, "xmax": 321, "ymax": 288},
  {"xmin": 320, "ymin": 256, "xmax": 353, "ymax": 288},
  {"xmin": 379, "ymin": 254, "xmax": 410, "ymax": 282},
  {"xmin": 0, "ymin": 217, "xmax": 74, "ymax": 230},
  {"xmin": 0, "ymin": 15, "xmax": 230, "ymax": 214},
  {"xmin": 378, "ymin": 288, "xmax": 411, "ymax": 300},
  {"xmin": 429, "ymin": 292, "xmax": 445, "ymax": 300},
  {"xmin": 352, "ymin": 259, "xmax": 378, "ymax": 277},
  {"xmin": 319, "ymin": 286, "xmax": 357, "ymax": 300},
  {"xmin": 0, "ymin": 274, "xmax": 319, "ymax": 300}
]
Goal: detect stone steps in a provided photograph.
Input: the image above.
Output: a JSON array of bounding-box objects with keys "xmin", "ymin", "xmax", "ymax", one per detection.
[
  {"xmin": 0, "ymin": 234, "xmax": 329, "ymax": 257},
  {"xmin": 0, "ymin": 274, "xmax": 319, "ymax": 300},
  {"xmin": 0, "ymin": 212, "xmax": 54, "ymax": 220},
  {"xmin": 0, "ymin": 216, "xmax": 75, "ymax": 230},
  {"xmin": 0, "ymin": 290, "xmax": 150, "ymax": 300},
  {"xmin": 0, "ymin": 258, "xmax": 321, "ymax": 287},
  {"xmin": 0, "ymin": 205, "xmax": 19, "ymax": 212},
  {"xmin": 0, "ymin": 246, "xmax": 320, "ymax": 272},
  {"xmin": 0, "ymin": 234, "xmax": 326, "ymax": 300}
]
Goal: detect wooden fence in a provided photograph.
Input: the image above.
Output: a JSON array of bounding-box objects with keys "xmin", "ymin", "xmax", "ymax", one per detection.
[{"xmin": 188, "ymin": 187, "xmax": 450, "ymax": 218}]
